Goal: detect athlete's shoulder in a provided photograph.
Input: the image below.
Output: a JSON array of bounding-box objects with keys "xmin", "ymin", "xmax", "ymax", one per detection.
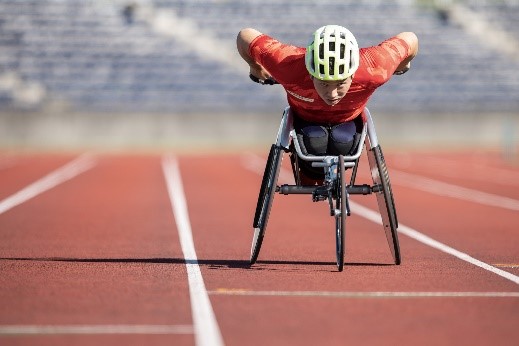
[
  {"xmin": 361, "ymin": 37, "xmax": 409, "ymax": 60},
  {"xmin": 356, "ymin": 37, "xmax": 410, "ymax": 83},
  {"xmin": 250, "ymin": 34, "xmax": 304, "ymax": 56},
  {"xmin": 250, "ymin": 35, "xmax": 306, "ymax": 84},
  {"xmin": 354, "ymin": 48, "xmax": 393, "ymax": 85},
  {"xmin": 378, "ymin": 36, "xmax": 412, "ymax": 60}
]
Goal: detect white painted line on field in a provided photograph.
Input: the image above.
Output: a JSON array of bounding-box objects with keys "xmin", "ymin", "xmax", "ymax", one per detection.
[
  {"xmin": 391, "ymin": 169, "xmax": 519, "ymax": 212},
  {"xmin": 241, "ymin": 153, "xmax": 519, "ymax": 286},
  {"xmin": 0, "ymin": 154, "xmax": 97, "ymax": 215},
  {"xmin": 0, "ymin": 324, "xmax": 194, "ymax": 335},
  {"xmin": 493, "ymin": 263, "xmax": 519, "ymax": 269},
  {"xmin": 162, "ymin": 155, "xmax": 224, "ymax": 346},
  {"xmin": 350, "ymin": 200, "xmax": 519, "ymax": 286},
  {"xmin": 209, "ymin": 290, "xmax": 519, "ymax": 298},
  {"xmin": 391, "ymin": 155, "xmax": 519, "ymax": 187}
]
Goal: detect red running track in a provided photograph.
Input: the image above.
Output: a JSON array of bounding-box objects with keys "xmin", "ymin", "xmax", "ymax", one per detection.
[{"xmin": 0, "ymin": 150, "xmax": 518, "ymax": 346}]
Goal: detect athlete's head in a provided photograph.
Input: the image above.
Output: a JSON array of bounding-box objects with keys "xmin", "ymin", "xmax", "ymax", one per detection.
[
  {"xmin": 305, "ymin": 25, "xmax": 359, "ymax": 81},
  {"xmin": 305, "ymin": 25, "xmax": 359, "ymax": 106}
]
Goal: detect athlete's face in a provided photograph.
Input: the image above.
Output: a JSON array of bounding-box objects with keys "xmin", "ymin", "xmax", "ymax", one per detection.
[{"xmin": 312, "ymin": 76, "xmax": 352, "ymax": 106}]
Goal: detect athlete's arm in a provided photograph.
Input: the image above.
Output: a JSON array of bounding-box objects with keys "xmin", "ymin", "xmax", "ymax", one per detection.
[
  {"xmin": 394, "ymin": 32, "xmax": 419, "ymax": 74},
  {"xmin": 236, "ymin": 28, "xmax": 272, "ymax": 81}
]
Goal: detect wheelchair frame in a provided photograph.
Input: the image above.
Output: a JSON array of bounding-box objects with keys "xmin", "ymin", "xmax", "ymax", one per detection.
[{"xmin": 251, "ymin": 106, "xmax": 400, "ymax": 271}]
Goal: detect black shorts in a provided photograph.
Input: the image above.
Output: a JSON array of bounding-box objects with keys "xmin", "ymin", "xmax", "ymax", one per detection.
[{"xmin": 293, "ymin": 115, "xmax": 363, "ymax": 178}]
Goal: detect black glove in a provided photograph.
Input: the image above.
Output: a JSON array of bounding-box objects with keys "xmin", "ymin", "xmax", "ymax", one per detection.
[{"xmin": 249, "ymin": 74, "xmax": 278, "ymax": 85}]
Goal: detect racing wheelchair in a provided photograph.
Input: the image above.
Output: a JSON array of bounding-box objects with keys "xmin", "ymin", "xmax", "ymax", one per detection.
[{"xmin": 251, "ymin": 101, "xmax": 401, "ymax": 272}]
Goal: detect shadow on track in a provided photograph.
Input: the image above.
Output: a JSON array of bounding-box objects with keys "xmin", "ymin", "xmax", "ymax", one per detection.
[
  {"xmin": 1, "ymin": 257, "xmax": 394, "ymax": 269},
  {"xmin": 1, "ymin": 257, "xmax": 250, "ymax": 269},
  {"xmin": 0, "ymin": 257, "xmax": 185, "ymax": 264}
]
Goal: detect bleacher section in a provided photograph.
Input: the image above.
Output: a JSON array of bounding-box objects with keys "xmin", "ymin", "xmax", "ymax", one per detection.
[
  {"xmin": 464, "ymin": 0, "xmax": 519, "ymax": 42},
  {"xmin": 0, "ymin": 0, "xmax": 518, "ymax": 114}
]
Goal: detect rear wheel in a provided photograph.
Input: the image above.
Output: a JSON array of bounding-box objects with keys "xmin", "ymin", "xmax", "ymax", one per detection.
[
  {"xmin": 251, "ymin": 145, "xmax": 283, "ymax": 265},
  {"xmin": 335, "ymin": 155, "xmax": 346, "ymax": 272},
  {"xmin": 367, "ymin": 145, "xmax": 401, "ymax": 264}
]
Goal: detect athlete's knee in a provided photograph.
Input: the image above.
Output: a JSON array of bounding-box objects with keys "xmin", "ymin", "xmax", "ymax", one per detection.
[
  {"xmin": 298, "ymin": 125, "xmax": 328, "ymax": 156},
  {"xmin": 329, "ymin": 121, "xmax": 359, "ymax": 155}
]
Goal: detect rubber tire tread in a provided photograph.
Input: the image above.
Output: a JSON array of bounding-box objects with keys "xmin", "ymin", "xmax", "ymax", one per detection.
[
  {"xmin": 370, "ymin": 145, "xmax": 401, "ymax": 265},
  {"xmin": 251, "ymin": 145, "xmax": 282, "ymax": 264},
  {"xmin": 336, "ymin": 155, "xmax": 346, "ymax": 272}
]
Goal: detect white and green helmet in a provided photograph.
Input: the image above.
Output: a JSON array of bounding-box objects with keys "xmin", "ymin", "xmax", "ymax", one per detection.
[{"xmin": 305, "ymin": 25, "xmax": 360, "ymax": 81}]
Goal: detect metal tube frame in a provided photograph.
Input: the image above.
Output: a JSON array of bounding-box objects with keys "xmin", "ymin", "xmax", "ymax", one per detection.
[{"xmin": 273, "ymin": 106, "xmax": 380, "ymax": 197}]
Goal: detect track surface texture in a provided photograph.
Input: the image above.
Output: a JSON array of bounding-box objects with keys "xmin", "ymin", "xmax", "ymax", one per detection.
[{"xmin": 0, "ymin": 150, "xmax": 518, "ymax": 346}]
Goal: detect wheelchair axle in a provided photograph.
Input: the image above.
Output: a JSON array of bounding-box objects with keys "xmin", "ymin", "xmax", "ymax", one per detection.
[{"xmin": 277, "ymin": 184, "xmax": 375, "ymax": 196}]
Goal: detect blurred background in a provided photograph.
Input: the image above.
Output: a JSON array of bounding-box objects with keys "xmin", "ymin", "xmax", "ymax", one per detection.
[{"xmin": 0, "ymin": 0, "xmax": 518, "ymax": 155}]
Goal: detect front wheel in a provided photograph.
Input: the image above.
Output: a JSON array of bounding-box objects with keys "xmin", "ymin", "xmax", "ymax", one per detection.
[
  {"xmin": 335, "ymin": 155, "xmax": 346, "ymax": 272},
  {"xmin": 251, "ymin": 144, "xmax": 283, "ymax": 265}
]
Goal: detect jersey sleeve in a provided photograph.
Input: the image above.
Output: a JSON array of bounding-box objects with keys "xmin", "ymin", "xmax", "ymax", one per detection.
[
  {"xmin": 361, "ymin": 37, "xmax": 411, "ymax": 84},
  {"xmin": 248, "ymin": 34, "xmax": 305, "ymax": 84},
  {"xmin": 381, "ymin": 37, "xmax": 411, "ymax": 66}
]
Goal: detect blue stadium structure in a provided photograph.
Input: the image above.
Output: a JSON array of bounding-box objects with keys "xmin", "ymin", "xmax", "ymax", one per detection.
[{"xmin": 0, "ymin": 0, "xmax": 518, "ymax": 114}]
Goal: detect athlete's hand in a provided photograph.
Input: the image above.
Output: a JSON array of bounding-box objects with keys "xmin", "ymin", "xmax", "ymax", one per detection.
[
  {"xmin": 249, "ymin": 74, "xmax": 277, "ymax": 85},
  {"xmin": 249, "ymin": 65, "xmax": 273, "ymax": 84},
  {"xmin": 394, "ymin": 62, "xmax": 410, "ymax": 75}
]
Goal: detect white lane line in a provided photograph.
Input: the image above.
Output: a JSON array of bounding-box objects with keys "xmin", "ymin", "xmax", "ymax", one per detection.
[
  {"xmin": 209, "ymin": 290, "xmax": 519, "ymax": 298},
  {"xmin": 162, "ymin": 155, "xmax": 224, "ymax": 346},
  {"xmin": 494, "ymin": 264, "xmax": 519, "ymax": 269},
  {"xmin": 391, "ymin": 169, "xmax": 519, "ymax": 212},
  {"xmin": 350, "ymin": 201, "xmax": 519, "ymax": 286},
  {"xmin": 0, "ymin": 324, "xmax": 194, "ymax": 335},
  {"xmin": 0, "ymin": 154, "xmax": 97, "ymax": 215},
  {"xmin": 241, "ymin": 153, "xmax": 519, "ymax": 286},
  {"xmin": 391, "ymin": 155, "xmax": 519, "ymax": 187}
]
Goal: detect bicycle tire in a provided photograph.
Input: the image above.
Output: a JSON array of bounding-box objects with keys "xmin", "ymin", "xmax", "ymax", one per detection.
[
  {"xmin": 367, "ymin": 145, "xmax": 401, "ymax": 265},
  {"xmin": 251, "ymin": 144, "xmax": 283, "ymax": 265},
  {"xmin": 335, "ymin": 155, "xmax": 346, "ymax": 271}
]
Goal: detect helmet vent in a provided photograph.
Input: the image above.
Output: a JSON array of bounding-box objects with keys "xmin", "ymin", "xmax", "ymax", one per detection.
[{"xmin": 305, "ymin": 25, "xmax": 359, "ymax": 80}]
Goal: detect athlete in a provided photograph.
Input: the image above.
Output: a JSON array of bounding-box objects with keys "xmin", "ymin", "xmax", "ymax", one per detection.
[{"xmin": 237, "ymin": 25, "xmax": 418, "ymax": 184}]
